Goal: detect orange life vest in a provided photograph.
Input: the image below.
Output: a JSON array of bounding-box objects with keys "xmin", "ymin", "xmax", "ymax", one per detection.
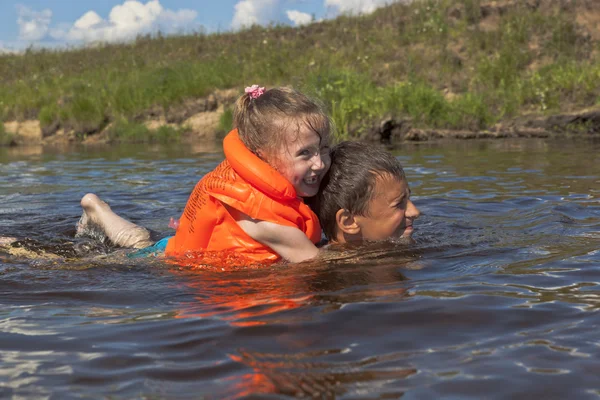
[{"xmin": 165, "ymin": 129, "xmax": 321, "ymax": 265}]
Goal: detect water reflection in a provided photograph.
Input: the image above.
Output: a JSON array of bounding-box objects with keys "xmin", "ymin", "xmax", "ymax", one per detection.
[
  {"xmin": 173, "ymin": 242, "xmax": 416, "ymax": 325},
  {"xmin": 229, "ymin": 348, "xmax": 416, "ymax": 398}
]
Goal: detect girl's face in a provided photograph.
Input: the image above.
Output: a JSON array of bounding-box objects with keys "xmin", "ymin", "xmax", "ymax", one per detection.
[{"xmin": 271, "ymin": 124, "xmax": 331, "ymax": 198}]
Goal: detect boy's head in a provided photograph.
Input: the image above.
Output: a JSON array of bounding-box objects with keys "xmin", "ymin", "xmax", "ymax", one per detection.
[{"xmin": 311, "ymin": 141, "xmax": 420, "ymax": 244}]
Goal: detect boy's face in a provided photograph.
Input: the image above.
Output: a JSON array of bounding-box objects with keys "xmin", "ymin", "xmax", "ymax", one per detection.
[{"xmin": 349, "ymin": 174, "xmax": 420, "ymax": 242}]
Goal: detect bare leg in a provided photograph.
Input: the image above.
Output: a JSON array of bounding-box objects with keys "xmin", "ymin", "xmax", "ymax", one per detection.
[{"xmin": 77, "ymin": 193, "xmax": 154, "ymax": 249}]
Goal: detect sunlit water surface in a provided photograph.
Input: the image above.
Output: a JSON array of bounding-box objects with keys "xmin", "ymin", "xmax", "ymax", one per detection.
[{"xmin": 1, "ymin": 139, "xmax": 599, "ymax": 399}]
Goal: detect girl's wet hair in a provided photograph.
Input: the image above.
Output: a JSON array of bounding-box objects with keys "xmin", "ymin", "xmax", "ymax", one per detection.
[
  {"xmin": 308, "ymin": 141, "xmax": 407, "ymax": 240},
  {"xmin": 233, "ymin": 87, "xmax": 331, "ymax": 161}
]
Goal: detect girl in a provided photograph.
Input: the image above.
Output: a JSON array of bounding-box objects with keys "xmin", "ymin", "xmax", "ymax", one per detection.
[{"xmin": 76, "ymin": 86, "xmax": 331, "ymax": 264}]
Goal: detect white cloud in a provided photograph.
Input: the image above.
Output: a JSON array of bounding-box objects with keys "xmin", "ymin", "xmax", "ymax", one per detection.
[
  {"xmin": 73, "ymin": 11, "xmax": 104, "ymax": 31},
  {"xmin": 231, "ymin": 0, "xmax": 278, "ymax": 29},
  {"xmin": 16, "ymin": 4, "xmax": 52, "ymax": 41},
  {"xmin": 325, "ymin": 0, "xmax": 391, "ymax": 15},
  {"xmin": 286, "ymin": 10, "xmax": 313, "ymax": 26},
  {"xmin": 51, "ymin": 0, "xmax": 198, "ymax": 44}
]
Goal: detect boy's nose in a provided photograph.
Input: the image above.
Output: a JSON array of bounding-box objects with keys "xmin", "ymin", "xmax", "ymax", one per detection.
[{"xmin": 406, "ymin": 200, "xmax": 420, "ymax": 220}]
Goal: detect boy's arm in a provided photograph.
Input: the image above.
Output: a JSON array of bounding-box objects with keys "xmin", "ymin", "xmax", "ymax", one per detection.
[{"xmin": 236, "ymin": 216, "xmax": 319, "ymax": 263}]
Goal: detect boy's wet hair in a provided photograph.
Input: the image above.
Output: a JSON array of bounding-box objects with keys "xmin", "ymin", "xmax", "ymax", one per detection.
[
  {"xmin": 310, "ymin": 141, "xmax": 406, "ymax": 240},
  {"xmin": 233, "ymin": 87, "xmax": 331, "ymax": 162}
]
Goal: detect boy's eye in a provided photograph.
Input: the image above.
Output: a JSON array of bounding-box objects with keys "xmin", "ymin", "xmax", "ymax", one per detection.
[{"xmin": 395, "ymin": 197, "xmax": 407, "ymax": 208}]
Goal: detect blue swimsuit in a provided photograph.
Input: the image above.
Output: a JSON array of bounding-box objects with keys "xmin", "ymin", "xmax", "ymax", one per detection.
[{"xmin": 127, "ymin": 236, "xmax": 172, "ymax": 258}]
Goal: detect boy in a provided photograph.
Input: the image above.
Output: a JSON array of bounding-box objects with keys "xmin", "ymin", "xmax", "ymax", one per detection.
[{"xmin": 308, "ymin": 141, "xmax": 420, "ymax": 244}]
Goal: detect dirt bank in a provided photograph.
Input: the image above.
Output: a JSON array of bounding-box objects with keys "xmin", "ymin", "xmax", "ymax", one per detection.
[
  {"xmin": 4, "ymin": 99, "xmax": 600, "ymax": 147},
  {"xmin": 2, "ymin": 88, "xmax": 239, "ymax": 147},
  {"xmin": 361, "ymin": 108, "xmax": 600, "ymax": 143}
]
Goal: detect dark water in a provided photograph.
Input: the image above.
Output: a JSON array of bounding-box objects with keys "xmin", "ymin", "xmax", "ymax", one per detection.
[{"xmin": 1, "ymin": 139, "xmax": 599, "ymax": 399}]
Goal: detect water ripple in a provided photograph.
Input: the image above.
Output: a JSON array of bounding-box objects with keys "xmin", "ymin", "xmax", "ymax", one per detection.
[{"xmin": 1, "ymin": 139, "xmax": 600, "ymax": 398}]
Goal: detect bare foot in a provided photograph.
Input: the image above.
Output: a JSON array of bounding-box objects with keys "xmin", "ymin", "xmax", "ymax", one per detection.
[
  {"xmin": 76, "ymin": 204, "xmax": 107, "ymax": 243},
  {"xmin": 77, "ymin": 193, "xmax": 154, "ymax": 249}
]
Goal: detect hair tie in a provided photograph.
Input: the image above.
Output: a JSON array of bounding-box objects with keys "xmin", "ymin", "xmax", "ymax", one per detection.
[{"xmin": 245, "ymin": 85, "xmax": 265, "ymax": 99}]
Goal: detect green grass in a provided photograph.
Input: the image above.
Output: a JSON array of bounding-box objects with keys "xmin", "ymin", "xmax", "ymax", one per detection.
[{"xmin": 0, "ymin": 0, "xmax": 598, "ymax": 141}]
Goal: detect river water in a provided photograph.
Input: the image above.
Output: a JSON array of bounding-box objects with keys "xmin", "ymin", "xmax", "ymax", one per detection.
[{"xmin": 1, "ymin": 139, "xmax": 599, "ymax": 399}]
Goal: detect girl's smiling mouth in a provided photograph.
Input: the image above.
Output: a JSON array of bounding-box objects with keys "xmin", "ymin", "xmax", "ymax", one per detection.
[{"xmin": 304, "ymin": 175, "xmax": 319, "ymax": 185}]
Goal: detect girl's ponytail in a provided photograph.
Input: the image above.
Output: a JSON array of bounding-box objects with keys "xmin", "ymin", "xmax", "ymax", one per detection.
[
  {"xmin": 233, "ymin": 91, "xmax": 253, "ymax": 136},
  {"xmin": 233, "ymin": 85, "xmax": 265, "ymax": 136}
]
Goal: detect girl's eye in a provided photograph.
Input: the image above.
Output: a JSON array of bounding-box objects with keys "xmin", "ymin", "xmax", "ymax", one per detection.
[{"xmin": 298, "ymin": 149, "xmax": 311, "ymax": 157}]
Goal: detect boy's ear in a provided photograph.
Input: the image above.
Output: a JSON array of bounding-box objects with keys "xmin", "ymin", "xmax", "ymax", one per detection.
[{"xmin": 335, "ymin": 209, "xmax": 361, "ymax": 235}]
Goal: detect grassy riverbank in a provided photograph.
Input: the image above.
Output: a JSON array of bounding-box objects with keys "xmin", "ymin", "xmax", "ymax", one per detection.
[{"xmin": 1, "ymin": 0, "xmax": 599, "ymax": 141}]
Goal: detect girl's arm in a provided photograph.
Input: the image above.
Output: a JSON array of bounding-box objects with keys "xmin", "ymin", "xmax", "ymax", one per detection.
[{"xmin": 236, "ymin": 216, "xmax": 319, "ymax": 263}]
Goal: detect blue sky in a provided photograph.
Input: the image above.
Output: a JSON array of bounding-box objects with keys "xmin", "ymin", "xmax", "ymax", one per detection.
[{"xmin": 0, "ymin": 0, "xmax": 391, "ymax": 52}]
